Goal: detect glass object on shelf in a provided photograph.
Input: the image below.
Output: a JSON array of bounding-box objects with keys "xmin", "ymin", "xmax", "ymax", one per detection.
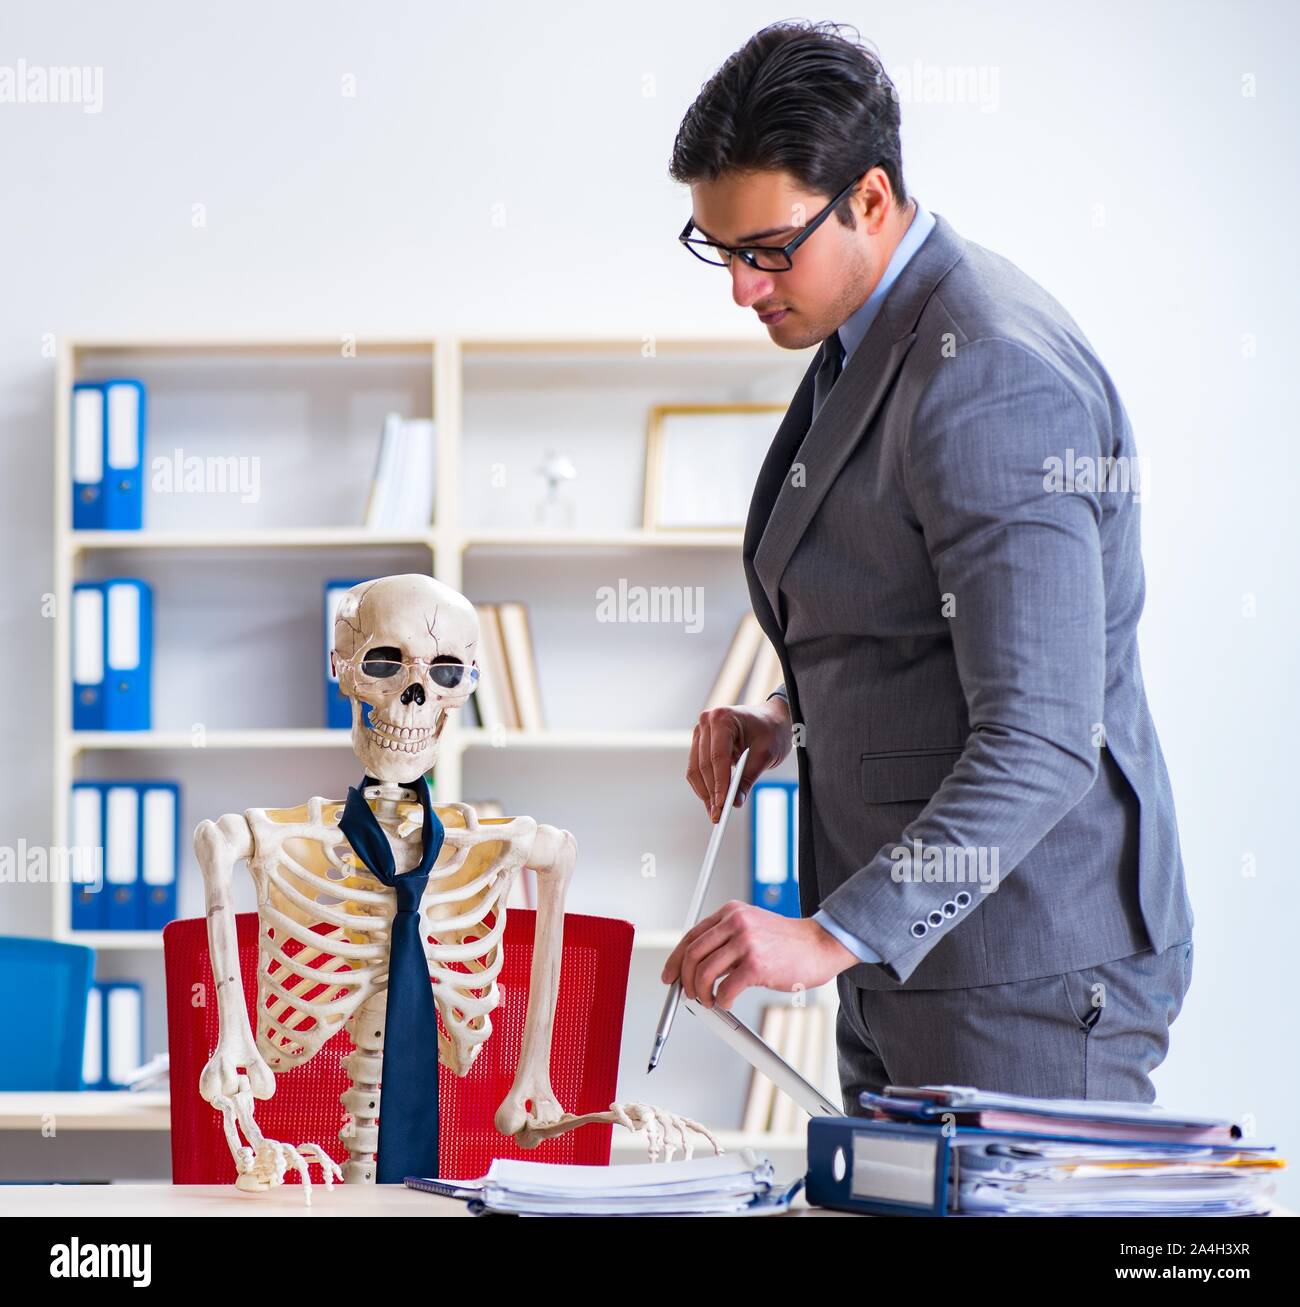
[{"xmin": 534, "ymin": 449, "xmax": 577, "ymax": 530}]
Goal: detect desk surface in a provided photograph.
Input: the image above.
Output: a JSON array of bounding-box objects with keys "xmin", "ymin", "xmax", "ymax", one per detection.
[
  {"xmin": 0, "ymin": 1183, "xmax": 1290, "ymax": 1218},
  {"xmin": 0, "ymin": 1182, "xmax": 837, "ymax": 1217}
]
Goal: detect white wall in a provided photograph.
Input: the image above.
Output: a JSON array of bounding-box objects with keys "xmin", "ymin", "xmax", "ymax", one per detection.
[{"xmin": 1, "ymin": 0, "xmax": 1296, "ymax": 1201}]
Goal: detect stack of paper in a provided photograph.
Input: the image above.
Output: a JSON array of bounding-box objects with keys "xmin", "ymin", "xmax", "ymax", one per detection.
[
  {"xmin": 867, "ymin": 1085, "xmax": 1246, "ymax": 1145},
  {"xmin": 408, "ymin": 1149, "xmax": 802, "ymax": 1217},
  {"xmin": 861, "ymin": 1085, "xmax": 1283, "ymax": 1217},
  {"xmin": 957, "ymin": 1137, "xmax": 1280, "ymax": 1216}
]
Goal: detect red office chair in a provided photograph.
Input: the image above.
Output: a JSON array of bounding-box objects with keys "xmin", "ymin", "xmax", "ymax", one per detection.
[{"xmin": 164, "ymin": 909, "xmax": 634, "ymax": 1182}]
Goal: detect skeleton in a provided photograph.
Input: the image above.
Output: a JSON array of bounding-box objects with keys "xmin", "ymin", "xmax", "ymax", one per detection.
[{"xmin": 194, "ymin": 574, "xmax": 719, "ymax": 1196}]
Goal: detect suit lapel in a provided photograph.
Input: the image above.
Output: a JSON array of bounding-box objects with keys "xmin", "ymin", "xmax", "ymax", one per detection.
[
  {"xmin": 752, "ymin": 330, "xmax": 917, "ymax": 620},
  {"xmin": 744, "ymin": 212, "xmax": 968, "ymax": 624}
]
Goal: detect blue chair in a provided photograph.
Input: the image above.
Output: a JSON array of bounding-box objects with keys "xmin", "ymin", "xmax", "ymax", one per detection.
[{"xmin": 0, "ymin": 937, "xmax": 94, "ymax": 1090}]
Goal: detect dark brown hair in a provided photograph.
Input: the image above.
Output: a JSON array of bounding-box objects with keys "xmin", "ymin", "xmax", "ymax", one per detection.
[{"xmin": 668, "ymin": 20, "xmax": 907, "ymax": 225}]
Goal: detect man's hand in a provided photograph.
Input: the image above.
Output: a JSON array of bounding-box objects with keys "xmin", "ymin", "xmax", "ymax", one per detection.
[
  {"xmin": 686, "ymin": 696, "xmax": 793, "ymax": 824},
  {"xmin": 660, "ymin": 901, "xmax": 860, "ymax": 1009}
]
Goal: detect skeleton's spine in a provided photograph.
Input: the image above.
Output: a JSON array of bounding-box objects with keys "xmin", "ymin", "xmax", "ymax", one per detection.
[{"xmin": 339, "ymin": 991, "xmax": 386, "ymax": 1183}]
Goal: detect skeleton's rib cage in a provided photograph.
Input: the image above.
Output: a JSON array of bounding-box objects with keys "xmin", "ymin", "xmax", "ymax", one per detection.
[{"xmin": 244, "ymin": 794, "xmax": 537, "ymax": 1077}]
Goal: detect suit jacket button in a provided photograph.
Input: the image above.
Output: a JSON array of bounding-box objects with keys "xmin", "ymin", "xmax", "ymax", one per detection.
[
  {"xmin": 941, "ymin": 899, "xmax": 958, "ymax": 918},
  {"xmin": 955, "ymin": 891, "xmax": 972, "ymax": 909},
  {"xmin": 910, "ymin": 920, "xmax": 928, "ymax": 938},
  {"xmin": 927, "ymin": 909, "xmax": 945, "ymax": 928}
]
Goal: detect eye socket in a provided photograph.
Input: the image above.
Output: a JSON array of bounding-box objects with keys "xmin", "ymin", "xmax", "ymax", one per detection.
[
  {"xmin": 429, "ymin": 661, "xmax": 469, "ymax": 690},
  {"xmin": 360, "ymin": 646, "xmax": 403, "ymax": 679}
]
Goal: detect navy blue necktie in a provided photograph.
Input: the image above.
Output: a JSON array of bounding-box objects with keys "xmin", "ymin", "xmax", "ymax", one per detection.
[
  {"xmin": 338, "ymin": 772, "xmax": 446, "ymax": 1181},
  {"xmin": 811, "ymin": 328, "xmax": 844, "ymax": 425}
]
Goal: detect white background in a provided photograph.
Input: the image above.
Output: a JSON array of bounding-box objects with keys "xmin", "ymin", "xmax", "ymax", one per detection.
[{"xmin": 1, "ymin": 0, "xmax": 1296, "ymax": 1202}]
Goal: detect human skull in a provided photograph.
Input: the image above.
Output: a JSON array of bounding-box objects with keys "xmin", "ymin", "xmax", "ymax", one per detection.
[{"xmin": 331, "ymin": 574, "xmax": 479, "ymax": 782}]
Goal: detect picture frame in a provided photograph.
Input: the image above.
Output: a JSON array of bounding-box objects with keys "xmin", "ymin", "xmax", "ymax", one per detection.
[{"xmin": 642, "ymin": 403, "xmax": 786, "ymax": 531}]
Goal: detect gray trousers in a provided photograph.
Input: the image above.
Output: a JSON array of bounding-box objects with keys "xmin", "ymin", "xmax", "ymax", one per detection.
[{"xmin": 834, "ymin": 939, "xmax": 1194, "ymax": 1109}]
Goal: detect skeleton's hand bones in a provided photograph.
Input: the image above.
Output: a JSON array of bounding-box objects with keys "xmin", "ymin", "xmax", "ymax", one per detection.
[
  {"xmin": 515, "ymin": 1100, "xmax": 723, "ymax": 1161},
  {"xmin": 213, "ymin": 1081, "xmax": 343, "ymax": 1205}
]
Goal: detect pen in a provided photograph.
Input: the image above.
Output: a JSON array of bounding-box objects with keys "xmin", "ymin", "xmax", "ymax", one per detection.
[{"xmin": 647, "ymin": 747, "xmax": 750, "ymax": 1072}]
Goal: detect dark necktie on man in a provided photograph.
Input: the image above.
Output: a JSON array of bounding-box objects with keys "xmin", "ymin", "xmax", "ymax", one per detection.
[
  {"xmin": 810, "ymin": 328, "xmax": 844, "ymax": 425},
  {"xmin": 338, "ymin": 771, "xmax": 446, "ymax": 1181}
]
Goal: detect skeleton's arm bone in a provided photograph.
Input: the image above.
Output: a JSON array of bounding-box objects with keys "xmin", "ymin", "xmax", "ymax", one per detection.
[
  {"xmin": 493, "ymin": 823, "xmax": 575, "ymax": 1137},
  {"xmin": 194, "ymin": 812, "xmax": 275, "ymax": 1103}
]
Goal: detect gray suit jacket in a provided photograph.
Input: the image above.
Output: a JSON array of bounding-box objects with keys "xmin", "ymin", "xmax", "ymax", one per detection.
[{"xmin": 744, "ymin": 212, "xmax": 1194, "ymax": 991}]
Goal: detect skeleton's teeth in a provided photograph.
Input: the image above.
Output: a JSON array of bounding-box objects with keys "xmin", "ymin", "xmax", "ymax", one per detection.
[{"xmin": 366, "ymin": 718, "xmax": 434, "ymax": 753}]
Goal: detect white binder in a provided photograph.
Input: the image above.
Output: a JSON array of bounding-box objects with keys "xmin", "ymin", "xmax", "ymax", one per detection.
[
  {"xmin": 73, "ymin": 386, "xmax": 104, "ymax": 492},
  {"xmin": 105, "ymin": 381, "xmax": 142, "ymax": 477},
  {"xmin": 106, "ymin": 985, "xmax": 143, "ymax": 1087},
  {"xmin": 73, "ymin": 584, "xmax": 105, "ymax": 691},
  {"xmin": 82, "ymin": 984, "xmax": 102, "ymax": 1088}
]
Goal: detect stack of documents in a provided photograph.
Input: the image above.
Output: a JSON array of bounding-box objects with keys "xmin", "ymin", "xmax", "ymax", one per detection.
[
  {"xmin": 955, "ymin": 1136, "xmax": 1281, "ymax": 1216},
  {"xmin": 407, "ymin": 1150, "xmax": 802, "ymax": 1217},
  {"xmin": 865, "ymin": 1085, "xmax": 1248, "ymax": 1145},
  {"xmin": 804, "ymin": 1085, "xmax": 1283, "ymax": 1217}
]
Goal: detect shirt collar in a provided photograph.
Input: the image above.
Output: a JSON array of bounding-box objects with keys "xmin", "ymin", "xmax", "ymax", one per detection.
[{"xmin": 834, "ymin": 197, "xmax": 936, "ymax": 365}]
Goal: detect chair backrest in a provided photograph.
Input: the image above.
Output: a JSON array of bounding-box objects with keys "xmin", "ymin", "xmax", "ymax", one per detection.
[
  {"xmin": 0, "ymin": 936, "xmax": 95, "ymax": 1091},
  {"xmin": 164, "ymin": 909, "xmax": 634, "ymax": 1182}
]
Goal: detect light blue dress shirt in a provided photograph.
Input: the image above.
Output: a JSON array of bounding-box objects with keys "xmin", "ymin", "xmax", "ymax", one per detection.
[
  {"xmin": 832, "ymin": 196, "xmax": 935, "ymax": 369},
  {"xmin": 768, "ymin": 198, "xmax": 936, "ymax": 968}
]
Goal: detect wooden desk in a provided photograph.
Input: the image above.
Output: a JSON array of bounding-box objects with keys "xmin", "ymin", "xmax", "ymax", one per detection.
[
  {"xmin": 0, "ymin": 1183, "xmax": 1289, "ymax": 1217},
  {"xmin": 0, "ymin": 1182, "xmax": 836, "ymax": 1217}
]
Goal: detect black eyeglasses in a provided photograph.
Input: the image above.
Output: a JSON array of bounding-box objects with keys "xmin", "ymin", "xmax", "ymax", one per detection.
[{"xmin": 678, "ymin": 172, "xmax": 865, "ymax": 271}]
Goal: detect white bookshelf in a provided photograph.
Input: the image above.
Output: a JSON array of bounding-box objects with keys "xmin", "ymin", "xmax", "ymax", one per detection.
[{"xmin": 51, "ymin": 331, "xmax": 836, "ymax": 1151}]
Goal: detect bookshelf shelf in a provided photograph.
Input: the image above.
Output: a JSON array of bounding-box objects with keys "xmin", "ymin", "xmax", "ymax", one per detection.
[
  {"xmin": 0, "ymin": 1091, "xmax": 172, "ymax": 1130},
  {"xmin": 461, "ymin": 529, "xmax": 743, "ymax": 551},
  {"xmin": 55, "ymin": 930, "xmax": 164, "ymax": 951},
  {"xmin": 66, "ymin": 728, "xmax": 355, "ymax": 754},
  {"xmin": 67, "ymin": 528, "xmax": 437, "ymax": 554},
  {"xmin": 66, "ymin": 727, "xmax": 700, "ymax": 754},
  {"xmin": 68, "ymin": 335, "xmax": 440, "ymax": 355},
  {"xmin": 454, "ymin": 727, "xmax": 694, "ymax": 751},
  {"xmin": 55, "ymin": 925, "xmax": 735, "ymax": 955},
  {"xmin": 52, "ymin": 331, "xmax": 836, "ymax": 1129}
]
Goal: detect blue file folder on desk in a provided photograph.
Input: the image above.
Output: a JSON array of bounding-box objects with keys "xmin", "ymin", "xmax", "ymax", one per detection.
[
  {"xmin": 807, "ymin": 1117, "xmax": 955, "ymax": 1216},
  {"xmin": 72, "ymin": 579, "xmax": 152, "ymax": 731},
  {"xmin": 72, "ymin": 379, "xmax": 145, "ymax": 530}
]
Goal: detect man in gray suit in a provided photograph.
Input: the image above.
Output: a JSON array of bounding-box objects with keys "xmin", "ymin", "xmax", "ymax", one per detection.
[{"xmin": 663, "ymin": 21, "xmax": 1194, "ymax": 1105}]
